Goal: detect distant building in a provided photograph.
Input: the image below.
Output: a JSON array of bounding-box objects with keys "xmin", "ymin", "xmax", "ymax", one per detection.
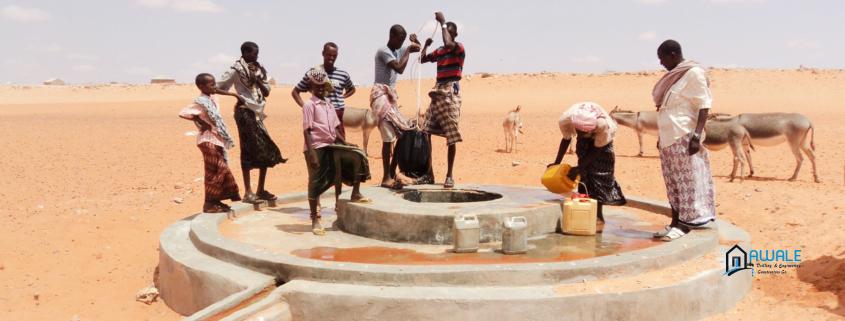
[
  {"xmin": 43, "ymin": 78, "xmax": 66, "ymax": 86},
  {"xmin": 268, "ymin": 77, "xmax": 277, "ymax": 86},
  {"xmin": 150, "ymin": 76, "xmax": 176, "ymax": 84}
]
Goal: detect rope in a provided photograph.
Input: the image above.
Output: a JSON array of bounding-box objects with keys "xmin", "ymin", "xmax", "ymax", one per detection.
[{"xmin": 409, "ymin": 20, "xmax": 440, "ymax": 125}]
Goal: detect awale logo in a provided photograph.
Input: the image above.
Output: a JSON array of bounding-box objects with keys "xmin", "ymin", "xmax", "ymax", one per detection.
[
  {"xmin": 725, "ymin": 244, "xmax": 752, "ymax": 276},
  {"xmin": 725, "ymin": 244, "xmax": 802, "ymax": 277}
]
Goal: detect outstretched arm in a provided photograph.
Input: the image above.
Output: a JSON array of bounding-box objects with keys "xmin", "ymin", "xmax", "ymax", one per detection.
[
  {"xmin": 435, "ymin": 12, "xmax": 456, "ymax": 50},
  {"xmin": 549, "ymin": 138, "xmax": 572, "ymax": 167}
]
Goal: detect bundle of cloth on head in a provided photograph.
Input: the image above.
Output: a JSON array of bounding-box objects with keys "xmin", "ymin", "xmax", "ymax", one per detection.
[
  {"xmin": 558, "ymin": 102, "xmax": 618, "ymax": 148},
  {"xmin": 570, "ymin": 103, "xmax": 602, "ymax": 133}
]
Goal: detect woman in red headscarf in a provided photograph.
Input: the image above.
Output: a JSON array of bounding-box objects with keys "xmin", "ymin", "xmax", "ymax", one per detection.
[{"xmin": 548, "ymin": 102, "xmax": 626, "ymax": 230}]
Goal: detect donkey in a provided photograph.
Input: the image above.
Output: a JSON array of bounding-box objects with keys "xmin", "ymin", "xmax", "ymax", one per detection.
[
  {"xmin": 608, "ymin": 106, "xmax": 659, "ymax": 157},
  {"xmin": 610, "ymin": 108, "xmax": 819, "ymax": 183},
  {"xmin": 503, "ymin": 105, "xmax": 523, "ymax": 153},
  {"xmin": 733, "ymin": 113, "xmax": 818, "ymax": 183},
  {"xmin": 341, "ymin": 107, "xmax": 378, "ymax": 156},
  {"xmin": 702, "ymin": 115, "xmax": 755, "ymax": 182}
]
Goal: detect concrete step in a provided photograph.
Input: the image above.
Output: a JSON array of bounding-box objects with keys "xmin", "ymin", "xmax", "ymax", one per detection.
[
  {"xmin": 158, "ymin": 217, "xmax": 276, "ymax": 318},
  {"xmin": 276, "ymin": 247, "xmax": 752, "ymax": 321},
  {"xmin": 188, "ymin": 208, "xmax": 733, "ymax": 286}
]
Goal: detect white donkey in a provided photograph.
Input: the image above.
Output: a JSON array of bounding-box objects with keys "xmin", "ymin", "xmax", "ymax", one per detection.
[
  {"xmin": 502, "ymin": 105, "xmax": 523, "ymax": 153},
  {"xmin": 342, "ymin": 107, "xmax": 378, "ymax": 156}
]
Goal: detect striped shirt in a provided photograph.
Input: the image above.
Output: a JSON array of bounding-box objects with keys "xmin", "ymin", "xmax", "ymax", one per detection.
[
  {"xmin": 295, "ymin": 66, "xmax": 354, "ymax": 109},
  {"xmin": 424, "ymin": 42, "xmax": 465, "ymax": 84}
]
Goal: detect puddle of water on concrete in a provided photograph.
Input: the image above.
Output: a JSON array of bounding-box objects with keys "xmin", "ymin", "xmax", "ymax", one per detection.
[{"xmin": 290, "ymin": 220, "xmax": 662, "ymax": 265}]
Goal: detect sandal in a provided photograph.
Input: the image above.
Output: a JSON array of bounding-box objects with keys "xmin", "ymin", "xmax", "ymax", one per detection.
[
  {"xmin": 256, "ymin": 190, "xmax": 277, "ymax": 201},
  {"xmin": 660, "ymin": 227, "xmax": 687, "ymax": 242},
  {"xmin": 415, "ymin": 175, "xmax": 434, "ymax": 185},
  {"xmin": 444, "ymin": 177, "xmax": 455, "ymax": 189},
  {"xmin": 653, "ymin": 225, "xmax": 672, "ymax": 238},
  {"xmin": 214, "ymin": 201, "xmax": 231, "ymax": 211},
  {"xmin": 242, "ymin": 192, "xmax": 259, "ymax": 204},
  {"xmin": 312, "ymin": 220, "xmax": 326, "ymax": 236},
  {"xmin": 203, "ymin": 204, "xmax": 228, "ymax": 213}
]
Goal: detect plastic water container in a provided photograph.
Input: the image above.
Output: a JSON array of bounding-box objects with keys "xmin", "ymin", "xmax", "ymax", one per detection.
[
  {"xmin": 562, "ymin": 197, "xmax": 597, "ymax": 236},
  {"xmin": 541, "ymin": 164, "xmax": 579, "ymax": 194},
  {"xmin": 453, "ymin": 215, "xmax": 480, "ymax": 253},
  {"xmin": 502, "ymin": 216, "xmax": 528, "ymax": 255}
]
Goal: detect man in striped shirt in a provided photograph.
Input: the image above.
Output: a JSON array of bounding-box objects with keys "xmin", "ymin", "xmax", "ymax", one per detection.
[
  {"xmin": 292, "ymin": 42, "xmax": 356, "ymax": 137},
  {"xmin": 421, "ymin": 11, "xmax": 465, "ymax": 188}
]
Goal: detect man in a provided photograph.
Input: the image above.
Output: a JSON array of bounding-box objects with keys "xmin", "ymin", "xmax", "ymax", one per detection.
[
  {"xmin": 218, "ymin": 41, "xmax": 286, "ymax": 204},
  {"xmin": 302, "ymin": 67, "xmax": 371, "ymax": 235},
  {"xmin": 651, "ymin": 39, "xmax": 716, "ymax": 241},
  {"xmin": 291, "ymin": 42, "xmax": 356, "ymax": 138},
  {"xmin": 420, "ymin": 11, "xmax": 465, "ymax": 188},
  {"xmin": 371, "ymin": 24, "xmax": 420, "ymax": 189}
]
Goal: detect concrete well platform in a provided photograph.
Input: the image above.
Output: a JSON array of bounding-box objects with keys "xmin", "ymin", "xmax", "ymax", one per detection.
[
  {"xmin": 157, "ymin": 185, "xmax": 753, "ymax": 321},
  {"xmin": 338, "ymin": 184, "xmax": 565, "ymax": 244}
]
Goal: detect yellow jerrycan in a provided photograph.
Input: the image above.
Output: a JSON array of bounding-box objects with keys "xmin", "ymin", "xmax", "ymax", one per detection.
[
  {"xmin": 562, "ymin": 189, "xmax": 597, "ymax": 236},
  {"xmin": 541, "ymin": 164, "xmax": 579, "ymax": 194}
]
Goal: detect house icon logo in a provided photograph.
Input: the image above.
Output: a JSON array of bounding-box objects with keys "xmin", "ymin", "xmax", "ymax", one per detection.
[{"xmin": 725, "ymin": 244, "xmax": 752, "ymax": 276}]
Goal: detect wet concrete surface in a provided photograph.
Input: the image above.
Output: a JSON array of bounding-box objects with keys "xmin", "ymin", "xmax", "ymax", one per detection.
[{"xmin": 219, "ymin": 198, "xmax": 663, "ymax": 266}]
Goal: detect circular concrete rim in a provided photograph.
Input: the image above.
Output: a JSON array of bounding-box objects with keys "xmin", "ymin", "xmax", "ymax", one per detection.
[
  {"xmin": 343, "ymin": 184, "xmax": 558, "ymax": 217},
  {"xmin": 338, "ymin": 184, "xmax": 567, "ymax": 244},
  {"xmin": 185, "ymin": 187, "xmax": 731, "ymax": 286}
]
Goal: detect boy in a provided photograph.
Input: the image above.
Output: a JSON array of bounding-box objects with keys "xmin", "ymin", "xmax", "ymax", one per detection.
[
  {"xmin": 179, "ymin": 73, "xmax": 244, "ymax": 213},
  {"xmin": 302, "ymin": 67, "xmax": 371, "ymax": 235}
]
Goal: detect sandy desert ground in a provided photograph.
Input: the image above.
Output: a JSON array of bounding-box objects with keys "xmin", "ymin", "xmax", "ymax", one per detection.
[{"xmin": 0, "ymin": 68, "xmax": 844, "ymax": 320}]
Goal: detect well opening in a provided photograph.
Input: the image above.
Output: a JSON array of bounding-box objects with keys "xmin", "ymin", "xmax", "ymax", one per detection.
[{"xmin": 400, "ymin": 189, "xmax": 503, "ymax": 203}]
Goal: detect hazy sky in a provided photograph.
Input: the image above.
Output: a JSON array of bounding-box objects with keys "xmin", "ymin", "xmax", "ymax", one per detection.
[{"xmin": 1, "ymin": 0, "xmax": 842, "ymax": 85}]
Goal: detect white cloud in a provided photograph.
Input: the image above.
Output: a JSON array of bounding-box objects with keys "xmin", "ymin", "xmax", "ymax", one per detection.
[
  {"xmin": 570, "ymin": 56, "xmax": 601, "ymax": 64},
  {"xmin": 72, "ymin": 64, "xmax": 95, "ymax": 72},
  {"xmin": 787, "ymin": 40, "xmax": 820, "ymax": 50},
  {"xmin": 125, "ymin": 66, "xmax": 154, "ymax": 76},
  {"xmin": 637, "ymin": 31, "xmax": 657, "ymax": 41},
  {"xmin": 1, "ymin": 5, "xmax": 51, "ymax": 22},
  {"xmin": 136, "ymin": 0, "xmax": 223, "ymax": 13}
]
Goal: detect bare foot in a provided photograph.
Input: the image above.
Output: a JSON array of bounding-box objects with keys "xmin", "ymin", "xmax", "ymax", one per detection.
[
  {"xmin": 351, "ymin": 193, "xmax": 372, "ymax": 203},
  {"xmin": 380, "ymin": 178, "xmax": 403, "ymax": 189}
]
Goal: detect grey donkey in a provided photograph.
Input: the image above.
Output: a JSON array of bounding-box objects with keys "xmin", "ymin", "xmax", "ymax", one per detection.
[{"xmin": 610, "ymin": 107, "xmax": 819, "ymax": 182}]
